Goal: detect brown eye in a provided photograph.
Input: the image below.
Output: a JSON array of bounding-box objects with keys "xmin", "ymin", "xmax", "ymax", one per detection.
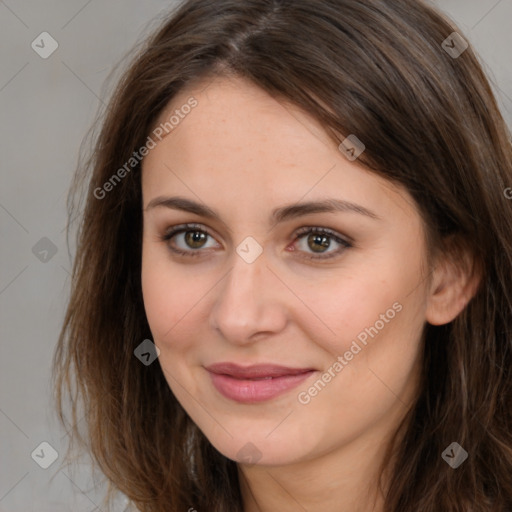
[
  {"xmin": 184, "ymin": 230, "xmax": 208, "ymax": 249},
  {"xmin": 294, "ymin": 227, "xmax": 352, "ymax": 260},
  {"xmin": 307, "ymin": 233, "xmax": 331, "ymax": 253},
  {"xmin": 161, "ymin": 223, "xmax": 220, "ymax": 257}
]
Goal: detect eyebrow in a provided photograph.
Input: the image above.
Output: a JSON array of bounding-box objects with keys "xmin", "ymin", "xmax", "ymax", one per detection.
[{"xmin": 144, "ymin": 196, "xmax": 380, "ymax": 224}]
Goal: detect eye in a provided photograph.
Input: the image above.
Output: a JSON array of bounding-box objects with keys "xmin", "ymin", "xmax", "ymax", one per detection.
[
  {"xmin": 160, "ymin": 223, "xmax": 220, "ymax": 257},
  {"xmin": 292, "ymin": 226, "xmax": 352, "ymax": 260},
  {"xmin": 160, "ymin": 223, "xmax": 352, "ymax": 260}
]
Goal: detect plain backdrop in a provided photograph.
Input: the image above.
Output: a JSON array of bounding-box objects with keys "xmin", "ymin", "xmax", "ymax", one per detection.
[{"xmin": 1, "ymin": 0, "xmax": 511, "ymax": 510}]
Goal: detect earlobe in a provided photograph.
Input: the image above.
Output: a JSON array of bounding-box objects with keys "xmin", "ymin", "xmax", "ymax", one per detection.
[{"xmin": 425, "ymin": 244, "xmax": 482, "ymax": 326}]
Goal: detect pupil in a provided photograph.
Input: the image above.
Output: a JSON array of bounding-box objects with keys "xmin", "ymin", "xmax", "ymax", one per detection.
[
  {"xmin": 309, "ymin": 234, "xmax": 330, "ymax": 252},
  {"xmin": 186, "ymin": 231, "xmax": 206, "ymax": 248}
]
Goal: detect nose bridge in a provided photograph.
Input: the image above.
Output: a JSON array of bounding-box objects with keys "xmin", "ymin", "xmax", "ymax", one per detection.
[
  {"xmin": 220, "ymin": 250, "xmax": 265, "ymax": 318},
  {"xmin": 210, "ymin": 245, "xmax": 284, "ymax": 342},
  {"xmin": 231, "ymin": 253, "xmax": 260, "ymax": 300}
]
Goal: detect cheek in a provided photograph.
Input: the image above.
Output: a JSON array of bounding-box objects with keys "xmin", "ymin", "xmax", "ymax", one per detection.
[
  {"xmin": 304, "ymin": 255, "xmax": 426, "ymax": 411},
  {"xmin": 296, "ymin": 283, "xmax": 424, "ymax": 446},
  {"xmin": 141, "ymin": 256, "xmax": 203, "ymax": 399},
  {"xmin": 307, "ymin": 240, "xmax": 426, "ymax": 376},
  {"xmin": 141, "ymin": 246, "xmax": 193, "ymax": 349},
  {"xmin": 141, "ymin": 243, "xmax": 220, "ymax": 363},
  {"xmin": 301, "ymin": 255, "xmax": 419, "ymax": 356}
]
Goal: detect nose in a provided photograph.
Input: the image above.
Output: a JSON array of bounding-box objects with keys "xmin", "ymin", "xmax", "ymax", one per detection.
[{"xmin": 209, "ymin": 247, "xmax": 288, "ymax": 346}]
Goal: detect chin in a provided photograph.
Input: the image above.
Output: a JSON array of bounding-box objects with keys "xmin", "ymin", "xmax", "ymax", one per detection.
[{"xmin": 204, "ymin": 430, "xmax": 312, "ymax": 467}]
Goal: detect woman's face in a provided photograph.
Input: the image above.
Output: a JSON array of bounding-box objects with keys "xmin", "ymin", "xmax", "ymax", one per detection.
[{"xmin": 141, "ymin": 75, "xmax": 431, "ymax": 466}]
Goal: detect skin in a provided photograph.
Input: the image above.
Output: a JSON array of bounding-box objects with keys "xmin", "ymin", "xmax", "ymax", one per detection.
[{"xmin": 140, "ymin": 75, "xmax": 479, "ymax": 512}]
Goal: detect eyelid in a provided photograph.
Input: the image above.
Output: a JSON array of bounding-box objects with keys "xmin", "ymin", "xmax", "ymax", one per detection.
[
  {"xmin": 293, "ymin": 225, "xmax": 354, "ymax": 245},
  {"xmin": 162, "ymin": 222, "xmax": 214, "ymax": 239}
]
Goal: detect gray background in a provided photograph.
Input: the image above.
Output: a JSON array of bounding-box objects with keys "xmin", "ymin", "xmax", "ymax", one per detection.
[{"xmin": 0, "ymin": 1, "xmax": 511, "ymax": 510}]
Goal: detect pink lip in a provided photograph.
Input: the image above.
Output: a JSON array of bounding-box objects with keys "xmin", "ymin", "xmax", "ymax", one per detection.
[{"xmin": 205, "ymin": 363, "xmax": 316, "ymax": 403}]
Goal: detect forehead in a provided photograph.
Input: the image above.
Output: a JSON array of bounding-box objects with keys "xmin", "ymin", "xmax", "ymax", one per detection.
[
  {"xmin": 151, "ymin": 74, "xmax": 331, "ymax": 159},
  {"xmin": 141, "ymin": 75, "xmax": 416, "ymax": 225}
]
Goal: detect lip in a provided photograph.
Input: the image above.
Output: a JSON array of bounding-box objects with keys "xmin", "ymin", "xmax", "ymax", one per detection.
[{"xmin": 205, "ymin": 363, "xmax": 316, "ymax": 403}]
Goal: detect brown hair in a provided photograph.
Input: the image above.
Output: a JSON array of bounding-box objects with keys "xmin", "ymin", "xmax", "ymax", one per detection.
[{"xmin": 53, "ymin": 0, "xmax": 512, "ymax": 510}]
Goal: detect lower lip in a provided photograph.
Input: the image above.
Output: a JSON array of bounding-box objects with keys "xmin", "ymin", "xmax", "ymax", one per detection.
[{"xmin": 208, "ymin": 370, "xmax": 315, "ymax": 403}]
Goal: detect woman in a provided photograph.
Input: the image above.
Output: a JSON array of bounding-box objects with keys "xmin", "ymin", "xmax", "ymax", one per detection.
[{"xmin": 53, "ymin": 0, "xmax": 512, "ymax": 510}]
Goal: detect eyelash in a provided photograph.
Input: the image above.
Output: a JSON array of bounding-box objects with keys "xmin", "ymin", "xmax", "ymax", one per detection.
[{"xmin": 159, "ymin": 223, "xmax": 352, "ymax": 260}]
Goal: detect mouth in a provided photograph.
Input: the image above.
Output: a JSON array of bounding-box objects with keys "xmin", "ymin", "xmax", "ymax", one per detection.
[{"xmin": 205, "ymin": 363, "xmax": 317, "ymax": 403}]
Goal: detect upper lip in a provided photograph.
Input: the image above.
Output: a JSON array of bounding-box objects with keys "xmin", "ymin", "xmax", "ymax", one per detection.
[{"xmin": 205, "ymin": 362, "xmax": 315, "ymax": 379}]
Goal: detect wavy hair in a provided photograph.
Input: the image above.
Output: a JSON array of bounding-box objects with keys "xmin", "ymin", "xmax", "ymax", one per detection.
[{"xmin": 53, "ymin": 0, "xmax": 512, "ymax": 510}]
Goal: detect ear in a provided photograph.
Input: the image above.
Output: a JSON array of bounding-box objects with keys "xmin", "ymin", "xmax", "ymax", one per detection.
[{"xmin": 425, "ymin": 238, "xmax": 482, "ymax": 326}]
